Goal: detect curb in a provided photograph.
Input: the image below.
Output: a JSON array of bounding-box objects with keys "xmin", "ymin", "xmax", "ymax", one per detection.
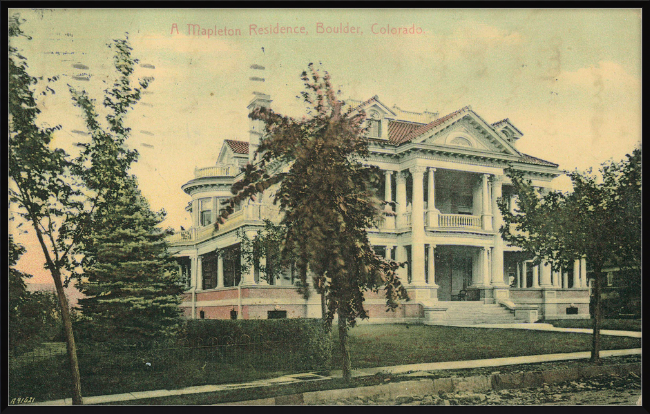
[{"xmin": 220, "ymin": 362, "xmax": 641, "ymax": 405}]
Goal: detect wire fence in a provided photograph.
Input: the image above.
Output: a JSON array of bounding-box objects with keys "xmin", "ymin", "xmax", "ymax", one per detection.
[{"xmin": 10, "ymin": 335, "xmax": 327, "ymax": 401}]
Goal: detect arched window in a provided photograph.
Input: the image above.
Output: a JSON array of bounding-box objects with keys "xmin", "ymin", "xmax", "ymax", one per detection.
[{"xmin": 450, "ymin": 137, "xmax": 472, "ymax": 147}]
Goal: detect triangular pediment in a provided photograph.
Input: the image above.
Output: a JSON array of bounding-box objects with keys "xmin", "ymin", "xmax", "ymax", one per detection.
[{"xmin": 412, "ymin": 110, "xmax": 520, "ymax": 156}]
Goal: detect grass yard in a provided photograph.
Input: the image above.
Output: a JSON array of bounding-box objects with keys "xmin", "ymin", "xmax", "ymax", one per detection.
[
  {"xmin": 544, "ymin": 319, "xmax": 641, "ymax": 332},
  {"xmin": 10, "ymin": 324, "xmax": 641, "ymax": 403},
  {"xmin": 331, "ymin": 324, "xmax": 641, "ymax": 369}
]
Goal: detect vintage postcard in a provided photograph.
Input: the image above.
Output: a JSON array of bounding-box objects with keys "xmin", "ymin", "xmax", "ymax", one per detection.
[{"xmin": 8, "ymin": 7, "xmax": 641, "ymax": 406}]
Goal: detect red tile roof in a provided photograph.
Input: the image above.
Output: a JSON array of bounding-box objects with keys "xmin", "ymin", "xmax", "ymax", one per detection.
[
  {"xmin": 396, "ymin": 106, "xmax": 471, "ymax": 144},
  {"xmin": 388, "ymin": 120, "xmax": 425, "ymax": 144},
  {"xmin": 224, "ymin": 140, "xmax": 249, "ymax": 154},
  {"xmin": 519, "ymin": 153, "xmax": 558, "ymax": 167}
]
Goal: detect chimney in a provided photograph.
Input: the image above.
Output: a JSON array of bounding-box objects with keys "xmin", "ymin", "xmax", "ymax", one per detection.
[{"xmin": 247, "ymin": 93, "xmax": 272, "ymax": 164}]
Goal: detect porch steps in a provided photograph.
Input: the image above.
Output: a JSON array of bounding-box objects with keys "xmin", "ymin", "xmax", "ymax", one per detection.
[{"xmin": 429, "ymin": 301, "xmax": 521, "ymax": 325}]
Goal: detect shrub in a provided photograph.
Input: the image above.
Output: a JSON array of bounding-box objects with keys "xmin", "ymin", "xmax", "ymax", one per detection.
[{"xmin": 182, "ymin": 318, "xmax": 331, "ymax": 371}]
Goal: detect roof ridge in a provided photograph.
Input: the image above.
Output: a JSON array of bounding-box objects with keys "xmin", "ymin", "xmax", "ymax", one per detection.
[{"xmin": 397, "ymin": 105, "xmax": 470, "ymax": 144}]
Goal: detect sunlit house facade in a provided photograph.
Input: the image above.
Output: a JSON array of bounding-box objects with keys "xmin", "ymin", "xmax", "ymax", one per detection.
[{"xmin": 168, "ymin": 94, "xmax": 590, "ymax": 324}]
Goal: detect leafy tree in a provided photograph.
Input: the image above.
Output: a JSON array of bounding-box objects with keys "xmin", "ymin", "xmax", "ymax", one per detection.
[
  {"xmin": 70, "ymin": 38, "xmax": 184, "ymax": 348},
  {"xmin": 9, "ymin": 15, "xmax": 85, "ymax": 404},
  {"xmin": 214, "ymin": 64, "xmax": 409, "ymax": 380},
  {"xmin": 498, "ymin": 148, "xmax": 641, "ymax": 363},
  {"xmin": 239, "ymin": 219, "xmax": 292, "ymax": 285},
  {"xmin": 8, "ymin": 235, "xmax": 61, "ymax": 354}
]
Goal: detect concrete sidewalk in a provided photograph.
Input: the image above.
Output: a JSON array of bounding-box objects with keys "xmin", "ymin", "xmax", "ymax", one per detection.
[
  {"xmin": 29, "ymin": 325, "xmax": 641, "ymax": 406},
  {"xmin": 443, "ymin": 323, "xmax": 642, "ymax": 338}
]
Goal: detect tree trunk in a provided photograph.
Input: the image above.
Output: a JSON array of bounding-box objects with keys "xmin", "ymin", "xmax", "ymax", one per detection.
[
  {"xmin": 321, "ymin": 291, "xmax": 327, "ymax": 320},
  {"xmin": 591, "ymin": 269, "xmax": 603, "ymax": 364},
  {"xmin": 32, "ymin": 225, "xmax": 83, "ymax": 404},
  {"xmin": 337, "ymin": 309, "xmax": 351, "ymax": 382}
]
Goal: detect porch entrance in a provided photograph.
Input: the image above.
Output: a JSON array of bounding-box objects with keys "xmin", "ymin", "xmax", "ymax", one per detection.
[{"xmin": 436, "ymin": 246, "xmax": 475, "ymax": 301}]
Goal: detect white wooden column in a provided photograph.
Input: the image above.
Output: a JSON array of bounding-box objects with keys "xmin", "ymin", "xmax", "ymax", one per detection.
[
  {"xmin": 240, "ymin": 231, "xmax": 257, "ymax": 286},
  {"xmin": 217, "ymin": 253, "xmax": 224, "ymax": 288},
  {"xmin": 573, "ymin": 259, "xmax": 580, "ymax": 289},
  {"xmin": 522, "ymin": 262, "xmax": 528, "ymax": 288},
  {"xmin": 396, "ymin": 171, "xmax": 407, "ymax": 228},
  {"xmin": 396, "ymin": 245, "xmax": 408, "ymax": 282},
  {"xmin": 562, "ymin": 268, "xmax": 568, "ymax": 289},
  {"xmin": 212, "ymin": 197, "xmax": 219, "ymax": 224},
  {"xmin": 490, "ymin": 176, "xmax": 505, "ymax": 286},
  {"xmin": 540, "ymin": 262, "xmax": 553, "ymax": 287},
  {"xmin": 516, "ymin": 262, "xmax": 521, "ymax": 288},
  {"xmin": 580, "ymin": 257, "xmax": 587, "ymax": 288},
  {"xmin": 197, "ymin": 256, "xmax": 203, "ymax": 290},
  {"xmin": 481, "ymin": 174, "xmax": 493, "ymax": 231},
  {"xmin": 384, "ymin": 170, "xmax": 393, "ymax": 211},
  {"xmin": 385, "ymin": 245, "xmax": 392, "ymax": 261},
  {"xmin": 427, "ymin": 168, "xmax": 439, "ymax": 227},
  {"xmin": 410, "ymin": 166, "xmax": 426, "ymax": 285},
  {"xmin": 427, "ymin": 244, "xmax": 437, "ymax": 287},
  {"xmin": 482, "ymin": 247, "xmax": 490, "ymax": 286},
  {"xmin": 190, "ymin": 256, "xmax": 198, "ymax": 289},
  {"xmin": 532, "ymin": 264, "xmax": 539, "ymax": 288}
]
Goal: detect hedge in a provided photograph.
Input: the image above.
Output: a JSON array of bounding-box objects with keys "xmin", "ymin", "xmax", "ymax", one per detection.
[{"xmin": 181, "ymin": 318, "xmax": 332, "ymax": 371}]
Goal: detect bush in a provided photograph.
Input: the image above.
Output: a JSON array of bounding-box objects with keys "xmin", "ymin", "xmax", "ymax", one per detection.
[{"xmin": 182, "ymin": 318, "xmax": 331, "ymax": 371}]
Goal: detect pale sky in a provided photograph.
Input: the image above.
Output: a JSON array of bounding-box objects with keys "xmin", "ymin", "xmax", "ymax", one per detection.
[{"xmin": 9, "ymin": 8, "xmax": 642, "ymax": 284}]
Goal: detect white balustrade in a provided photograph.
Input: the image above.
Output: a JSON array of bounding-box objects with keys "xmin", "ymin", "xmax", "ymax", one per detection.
[
  {"xmin": 194, "ymin": 164, "xmax": 238, "ymax": 178},
  {"xmin": 438, "ymin": 214, "xmax": 481, "ymax": 228}
]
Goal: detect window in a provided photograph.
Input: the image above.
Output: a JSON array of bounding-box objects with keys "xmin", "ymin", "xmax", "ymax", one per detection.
[
  {"xmin": 368, "ymin": 119, "xmax": 382, "ymax": 138},
  {"xmin": 199, "ymin": 198, "xmax": 213, "ymax": 226},
  {"xmin": 222, "ymin": 244, "xmax": 242, "ymax": 287},
  {"xmin": 199, "ymin": 310, "xmax": 205, "ymax": 319},
  {"xmin": 201, "ymin": 252, "xmax": 218, "ymax": 290}
]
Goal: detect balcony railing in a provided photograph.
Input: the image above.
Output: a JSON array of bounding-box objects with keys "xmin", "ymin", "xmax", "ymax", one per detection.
[
  {"xmin": 438, "ymin": 213, "xmax": 481, "ymax": 229},
  {"xmin": 167, "ymin": 203, "xmax": 282, "ymax": 245},
  {"xmin": 194, "ymin": 164, "xmax": 239, "ymax": 178}
]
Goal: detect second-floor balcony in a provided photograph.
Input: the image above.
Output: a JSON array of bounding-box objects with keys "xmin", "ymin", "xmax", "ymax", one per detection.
[
  {"xmin": 194, "ymin": 164, "xmax": 239, "ymax": 178},
  {"xmin": 376, "ymin": 211, "xmax": 483, "ymax": 231},
  {"xmin": 168, "ymin": 202, "xmax": 281, "ymax": 245}
]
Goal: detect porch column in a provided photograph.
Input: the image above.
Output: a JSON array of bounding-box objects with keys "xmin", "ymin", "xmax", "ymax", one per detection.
[
  {"xmin": 509, "ymin": 194, "xmax": 518, "ymax": 215},
  {"xmin": 385, "ymin": 245, "xmax": 392, "ymax": 261},
  {"xmin": 522, "ymin": 262, "xmax": 528, "ymax": 288},
  {"xmin": 258, "ymin": 256, "xmax": 268, "ymax": 285},
  {"xmin": 410, "ymin": 166, "xmax": 426, "ymax": 285},
  {"xmin": 540, "ymin": 261, "xmax": 553, "ymax": 287},
  {"xmin": 384, "ymin": 170, "xmax": 393, "ymax": 211},
  {"xmin": 573, "ymin": 259, "xmax": 580, "ymax": 288},
  {"xmin": 197, "ymin": 255, "xmax": 203, "ymax": 290},
  {"xmin": 516, "ymin": 262, "xmax": 521, "ymax": 288},
  {"xmin": 554, "ymin": 269, "xmax": 561, "ymax": 287},
  {"xmin": 396, "ymin": 245, "xmax": 408, "ymax": 282},
  {"xmin": 396, "ymin": 171, "xmax": 407, "ymax": 228},
  {"xmin": 217, "ymin": 253, "xmax": 224, "ymax": 288},
  {"xmin": 427, "ymin": 244, "xmax": 438, "ymax": 287},
  {"xmin": 427, "ymin": 168, "xmax": 439, "ymax": 227},
  {"xmin": 562, "ymin": 268, "xmax": 568, "ymax": 289},
  {"xmin": 491, "ymin": 176, "xmax": 506, "ymax": 286},
  {"xmin": 482, "ymin": 247, "xmax": 490, "ymax": 286},
  {"xmin": 190, "ymin": 256, "xmax": 198, "ymax": 289},
  {"xmin": 481, "ymin": 174, "xmax": 493, "ymax": 230},
  {"xmin": 240, "ymin": 231, "xmax": 257, "ymax": 286},
  {"xmin": 532, "ymin": 264, "xmax": 539, "ymax": 288},
  {"xmin": 580, "ymin": 257, "xmax": 587, "ymax": 288}
]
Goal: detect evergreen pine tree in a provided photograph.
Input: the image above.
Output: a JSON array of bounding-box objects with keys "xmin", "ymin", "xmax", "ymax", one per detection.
[{"xmin": 76, "ymin": 177, "xmax": 183, "ymax": 346}]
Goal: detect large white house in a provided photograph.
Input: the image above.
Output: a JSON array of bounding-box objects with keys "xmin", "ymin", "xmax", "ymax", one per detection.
[{"xmin": 168, "ymin": 94, "xmax": 590, "ymax": 324}]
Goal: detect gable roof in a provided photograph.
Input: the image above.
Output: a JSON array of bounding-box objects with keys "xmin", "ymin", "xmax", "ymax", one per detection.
[
  {"xmin": 345, "ymin": 95, "xmax": 397, "ymax": 117},
  {"xmin": 518, "ymin": 153, "xmax": 558, "ymax": 167},
  {"xmin": 492, "ymin": 118, "xmax": 524, "ymax": 137},
  {"xmin": 396, "ymin": 106, "xmax": 472, "ymax": 145},
  {"xmin": 387, "ymin": 120, "xmax": 425, "ymax": 144},
  {"xmin": 224, "ymin": 139, "xmax": 249, "ymax": 155}
]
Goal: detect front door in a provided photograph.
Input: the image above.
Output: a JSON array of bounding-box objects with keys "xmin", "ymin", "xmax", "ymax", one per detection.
[{"xmin": 436, "ymin": 251, "xmax": 473, "ymax": 301}]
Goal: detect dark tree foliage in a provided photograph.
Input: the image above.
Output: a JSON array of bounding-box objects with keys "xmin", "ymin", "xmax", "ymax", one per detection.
[
  {"xmin": 8, "ymin": 15, "xmax": 84, "ymax": 404},
  {"xmin": 214, "ymin": 64, "xmax": 409, "ymax": 380},
  {"xmin": 499, "ymin": 148, "xmax": 641, "ymax": 362},
  {"xmin": 70, "ymin": 38, "xmax": 184, "ymax": 348}
]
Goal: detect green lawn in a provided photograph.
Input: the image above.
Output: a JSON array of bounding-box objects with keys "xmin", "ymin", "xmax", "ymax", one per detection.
[
  {"xmin": 331, "ymin": 324, "xmax": 641, "ymax": 369},
  {"xmin": 544, "ymin": 319, "xmax": 641, "ymax": 332},
  {"xmin": 10, "ymin": 324, "xmax": 641, "ymax": 403}
]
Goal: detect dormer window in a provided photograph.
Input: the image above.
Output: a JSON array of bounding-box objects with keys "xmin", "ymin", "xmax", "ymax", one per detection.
[{"xmin": 368, "ymin": 110, "xmax": 382, "ymax": 138}]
